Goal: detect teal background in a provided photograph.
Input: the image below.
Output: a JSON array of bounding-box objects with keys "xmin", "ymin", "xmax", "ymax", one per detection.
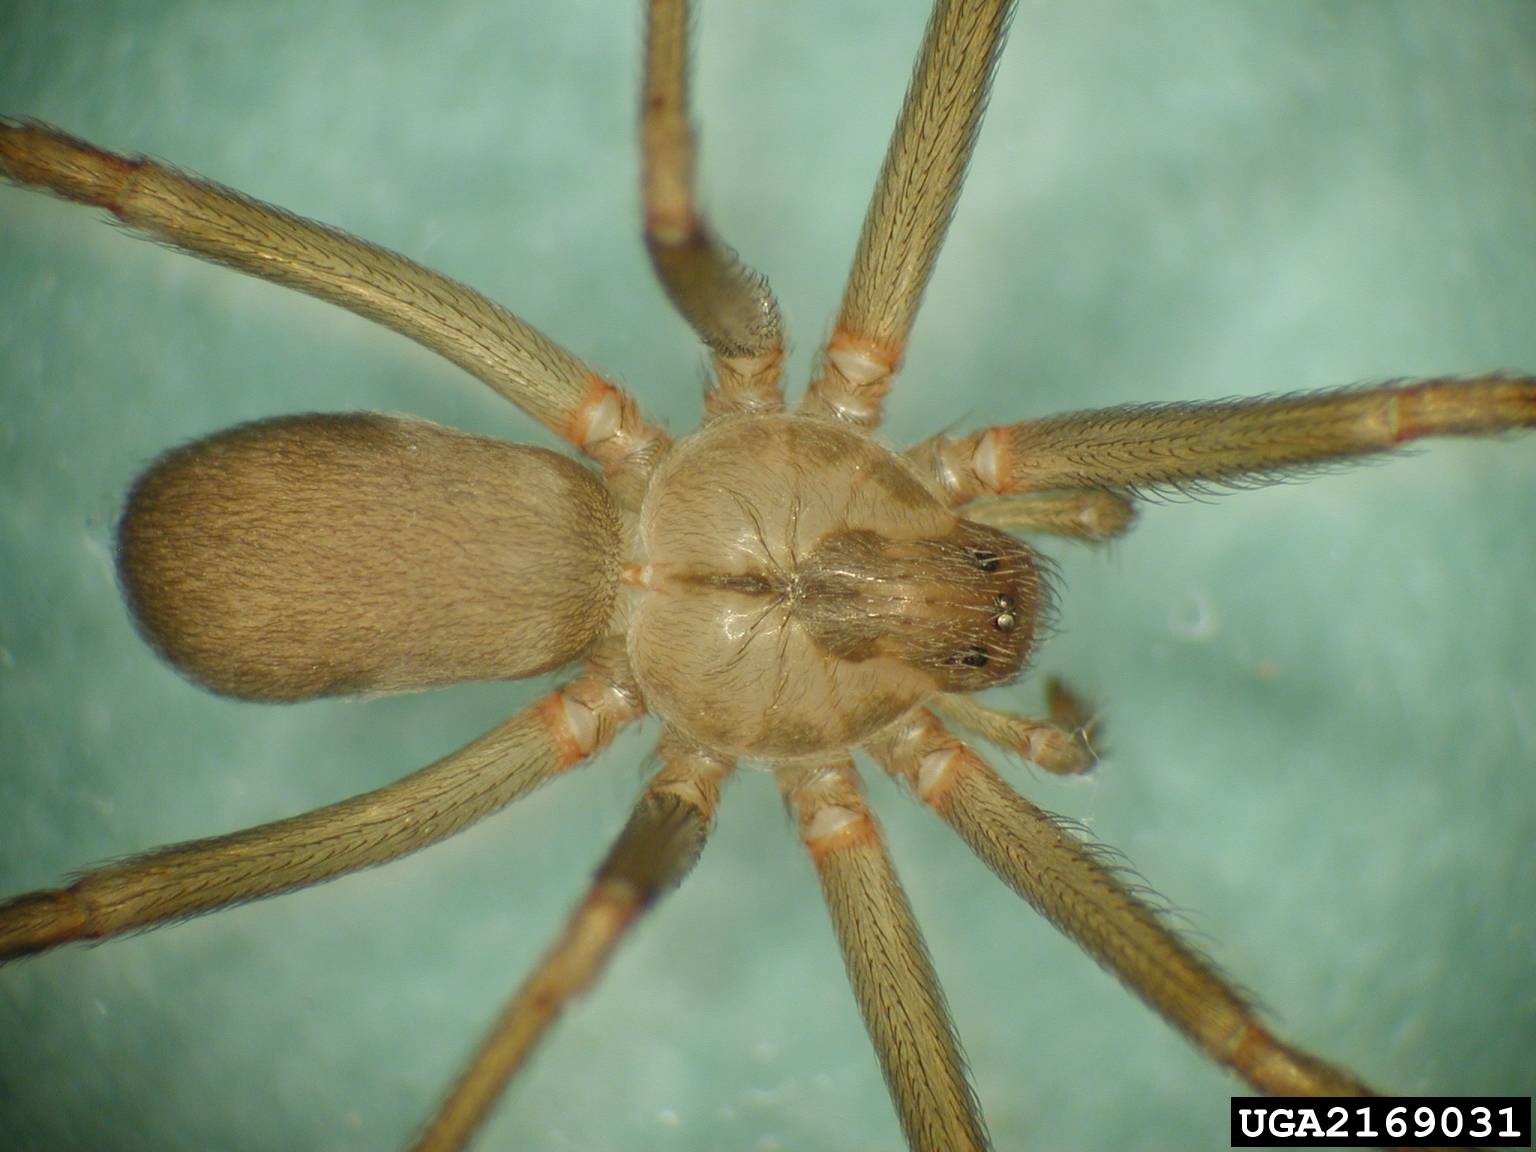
[{"xmin": 2, "ymin": 1, "xmax": 1534, "ymax": 1149}]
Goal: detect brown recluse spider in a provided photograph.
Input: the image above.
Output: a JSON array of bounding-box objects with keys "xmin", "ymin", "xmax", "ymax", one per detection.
[{"xmin": 1, "ymin": 2, "xmax": 1533, "ymax": 1149}]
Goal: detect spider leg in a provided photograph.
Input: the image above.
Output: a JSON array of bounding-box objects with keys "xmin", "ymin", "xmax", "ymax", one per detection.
[
  {"xmin": 0, "ymin": 644, "xmax": 644, "ymax": 963},
  {"xmin": 960, "ymin": 490, "xmax": 1137, "ymax": 542},
  {"xmin": 801, "ymin": 0, "xmax": 1014, "ymax": 430},
  {"xmin": 777, "ymin": 757, "xmax": 991, "ymax": 1152},
  {"xmin": 0, "ymin": 119, "xmax": 668, "ymax": 505},
  {"xmin": 912, "ymin": 373, "xmax": 1536, "ymax": 503},
  {"xmin": 932, "ymin": 691, "xmax": 1097, "ymax": 775},
  {"xmin": 869, "ymin": 708, "xmax": 1376, "ymax": 1097},
  {"xmin": 642, "ymin": 0, "xmax": 785, "ymax": 419},
  {"xmin": 409, "ymin": 738, "xmax": 731, "ymax": 1152}
]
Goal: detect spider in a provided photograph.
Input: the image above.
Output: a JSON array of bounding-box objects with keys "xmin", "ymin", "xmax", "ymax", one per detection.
[{"xmin": 2, "ymin": 1, "xmax": 1534, "ymax": 1150}]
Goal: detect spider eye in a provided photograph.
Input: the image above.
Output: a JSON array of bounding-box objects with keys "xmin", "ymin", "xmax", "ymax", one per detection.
[
  {"xmin": 958, "ymin": 647, "xmax": 989, "ymax": 668},
  {"xmin": 971, "ymin": 549, "xmax": 1000, "ymax": 573},
  {"xmin": 993, "ymin": 592, "xmax": 1017, "ymax": 631}
]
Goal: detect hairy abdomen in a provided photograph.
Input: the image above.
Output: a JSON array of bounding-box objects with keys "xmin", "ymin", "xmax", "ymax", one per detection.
[{"xmin": 119, "ymin": 413, "xmax": 621, "ymax": 702}]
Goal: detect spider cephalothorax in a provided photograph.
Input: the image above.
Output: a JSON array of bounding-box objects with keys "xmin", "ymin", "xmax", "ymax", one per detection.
[{"xmin": 629, "ymin": 412, "xmax": 1043, "ymax": 759}]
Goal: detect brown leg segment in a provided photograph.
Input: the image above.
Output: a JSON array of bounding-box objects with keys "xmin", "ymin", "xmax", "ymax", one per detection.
[
  {"xmin": 913, "ymin": 374, "xmax": 1536, "ymax": 504},
  {"xmin": 0, "ymin": 118, "xmax": 669, "ymax": 502},
  {"xmin": 0, "ymin": 645, "xmax": 644, "ymax": 964},
  {"xmin": 642, "ymin": 0, "xmax": 784, "ymax": 418},
  {"xmin": 931, "ymin": 692, "xmax": 1097, "ymax": 775},
  {"xmin": 869, "ymin": 709, "xmax": 1376, "ymax": 1098},
  {"xmin": 801, "ymin": 0, "xmax": 1015, "ymax": 429},
  {"xmin": 408, "ymin": 741, "xmax": 733, "ymax": 1152},
  {"xmin": 959, "ymin": 489, "xmax": 1137, "ymax": 542},
  {"xmin": 778, "ymin": 759, "xmax": 991, "ymax": 1152}
]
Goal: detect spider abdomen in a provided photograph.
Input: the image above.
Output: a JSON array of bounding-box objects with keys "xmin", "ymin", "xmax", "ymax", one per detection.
[
  {"xmin": 629, "ymin": 415, "xmax": 1043, "ymax": 760},
  {"xmin": 118, "ymin": 413, "xmax": 622, "ymax": 702}
]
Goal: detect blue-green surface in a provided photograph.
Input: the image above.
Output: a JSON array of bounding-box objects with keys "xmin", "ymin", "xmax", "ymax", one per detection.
[{"xmin": 2, "ymin": 2, "xmax": 1534, "ymax": 1150}]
